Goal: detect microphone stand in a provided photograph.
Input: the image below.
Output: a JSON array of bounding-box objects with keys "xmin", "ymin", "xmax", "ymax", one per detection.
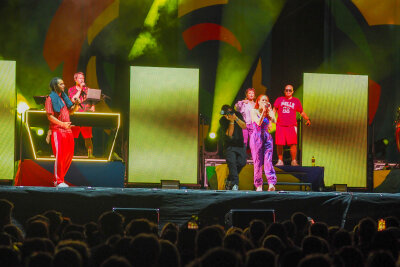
[
  {"xmin": 199, "ymin": 114, "xmax": 207, "ymax": 189},
  {"xmin": 17, "ymin": 110, "xmax": 24, "ymax": 186}
]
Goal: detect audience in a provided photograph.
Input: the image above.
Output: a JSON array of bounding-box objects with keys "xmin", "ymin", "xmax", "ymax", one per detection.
[{"xmin": 0, "ymin": 198, "xmax": 399, "ymax": 267}]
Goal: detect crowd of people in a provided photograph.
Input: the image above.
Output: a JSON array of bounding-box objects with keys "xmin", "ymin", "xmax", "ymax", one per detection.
[
  {"xmin": 219, "ymin": 85, "xmax": 311, "ymax": 191},
  {"xmin": 0, "ymin": 198, "xmax": 398, "ymax": 267}
]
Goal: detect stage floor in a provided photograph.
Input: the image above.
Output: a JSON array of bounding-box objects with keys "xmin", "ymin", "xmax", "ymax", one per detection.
[{"xmin": 1, "ymin": 186, "xmax": 400, "ymax": 231}]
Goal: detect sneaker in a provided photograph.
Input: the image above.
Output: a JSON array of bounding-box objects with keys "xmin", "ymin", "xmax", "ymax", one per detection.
[
  {"xmin": 56, "ymin": 182, "xmax": 69, "ymax": 188},
  {"xmin": 225, "ymin": 180, "xmax": 232, "ymax": 190},
  {"xmin": 232, "ymin": 184, "xmax": 239, "ymax": 191},
  {"xmin": 291, "ymin": 160, "xmax": 299, "ymax": 166},
  {"xmin": 268, "ymin": 184, "xmax": 276, "ymax": 191},
  {"xmin": 256, "ymin": 186, "xmax": 263, "ymax": 192},
  {"xmin": 276, "ymin": 160, "xmax": 284, "ymax": 166}
]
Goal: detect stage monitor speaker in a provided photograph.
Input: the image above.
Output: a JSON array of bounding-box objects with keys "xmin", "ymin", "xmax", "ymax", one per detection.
[
  {"xmin": 112, "ymin": 207, "xmax": 159, "ymax": 225},
  {"xmin": 161, "ymin": 179, "xmax": 180, "ymax": 189},
  {"xmin": 225, "ymin": 209, "xmax": 275, "ymax": 229},
  {"xmin": 333, "ymin": 184, "xmax": 348, "ymax": 192}
]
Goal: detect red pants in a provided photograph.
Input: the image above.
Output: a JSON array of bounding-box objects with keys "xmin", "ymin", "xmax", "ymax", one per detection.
[
  {"xmin": 71, "ymin": 126, "xmax": 92, "ymax": 139},
  {"xmin": 51, "ymin": 131, "xmax": 74, "ymax": 185}
]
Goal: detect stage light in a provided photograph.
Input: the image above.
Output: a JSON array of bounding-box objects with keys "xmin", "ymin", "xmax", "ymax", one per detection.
[
  {"xmin": 17, "ymin": 101, "xmax": 29, "ymax": 115},
  {"xmin": 374, "ymin": 138, "xmax": 389, "ymax": 159},
  {"xmin": 36, "ymin": 128, "xmax": 44, "ymax": 136},
  {"xmin": 209, "ymin": 132, "xmax": 216, "ymax": 139}
]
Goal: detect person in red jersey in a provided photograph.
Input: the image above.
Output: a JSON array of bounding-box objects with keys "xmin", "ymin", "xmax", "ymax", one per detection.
[
  {"xmin": 68, "ymin": 72, "xmax": 95, "ymax": 158},
  {"xmin": 273, "ymin": 85, "xmax": 311, "ymax": 166},
  {"xmin": 45, "ymin": 77, "xmax": 79, "ymax": 187}
]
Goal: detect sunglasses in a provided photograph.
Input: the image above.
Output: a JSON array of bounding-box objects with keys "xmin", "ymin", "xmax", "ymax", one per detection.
[{"xmin": 285, "ymin": 89, "xmax": 293, "ymax": 92}]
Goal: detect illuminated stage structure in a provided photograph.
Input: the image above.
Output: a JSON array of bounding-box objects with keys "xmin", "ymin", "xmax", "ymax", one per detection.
[
  {"xmin": 15, "ymin": 110, "xmax": 124, "ymax": 187},
  {"xmin": 24, "ymin": 110, "xmax": 120, "ymax": 162}
]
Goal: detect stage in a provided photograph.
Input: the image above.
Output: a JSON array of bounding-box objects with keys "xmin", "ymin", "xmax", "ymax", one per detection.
[{"xmin": 1, "ymin": 186, "xmax": 399, "ymax": 232}]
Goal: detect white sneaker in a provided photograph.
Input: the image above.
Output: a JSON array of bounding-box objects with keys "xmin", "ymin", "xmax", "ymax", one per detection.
[
  {"xmin": 256, "ymin": 186, "xmax": 263, "ymax": 192},
  {"xmin": 232, "ymin": 184, "xmax": 239, "ymax": 191},
  {"xmin": 56, "ymin": 182, "xmax": 69, "ymax": 188},
  {"xmin": 276, "ymin": 160, "xmax": 284, "ymax": 166},
  {"xmin": 291, "ymin": 160, "xmax": 299, "ymax": 166}
]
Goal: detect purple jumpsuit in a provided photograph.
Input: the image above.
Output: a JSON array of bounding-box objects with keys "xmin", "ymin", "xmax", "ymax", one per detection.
[{"xmin": 250, "ymin": 117, "xmax": 277, "ymax": 187}]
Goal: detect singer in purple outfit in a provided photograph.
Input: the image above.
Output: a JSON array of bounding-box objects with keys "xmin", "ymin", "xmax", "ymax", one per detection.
[{"xmin": 250, "ymin": 95, "xmax": 277, "ymax": 192}]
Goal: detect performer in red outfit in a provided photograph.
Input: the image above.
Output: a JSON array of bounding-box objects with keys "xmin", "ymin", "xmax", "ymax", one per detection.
[
  {"xmin": 273, "ymin": 85, "xmax": 311, "ymax": 166},
  {"xmin": 45, "ymin": 77, "xmax": 79, "ymax": 187},
  {"xmin": 68, "ymin": 72, "xmax": 95, "ymax": 158}
]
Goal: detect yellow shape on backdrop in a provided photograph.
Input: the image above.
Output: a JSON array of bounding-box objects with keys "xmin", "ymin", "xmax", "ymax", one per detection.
[
  {"xmin": 352, "ymin": 0, "xmax": 400, "ymax": 26},
  {"xmin": 87, "ymin": 0, "xmax": 120, "ymax": 45},
  {"xmin": 178, "ymin": 0, "xmax": 228, "ymax": 18}
]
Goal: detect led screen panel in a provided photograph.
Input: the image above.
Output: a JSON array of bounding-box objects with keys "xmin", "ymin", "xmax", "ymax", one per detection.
[
  {"xmin": 303, "ymin": 73, "xmax": 368, "ymax": 187},
  {"xmin": 129, "ymin": 66, "xmax": 199, "ymax": 184},
  {"xmin": 0, "ymin": 60, "xmax": 15, "ymax": 180}
]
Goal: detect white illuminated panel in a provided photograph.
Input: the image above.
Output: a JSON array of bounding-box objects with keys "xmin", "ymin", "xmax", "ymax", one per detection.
[{"xmin": 129, "ymin": 66, "xmax": 199, "ymax": 184}]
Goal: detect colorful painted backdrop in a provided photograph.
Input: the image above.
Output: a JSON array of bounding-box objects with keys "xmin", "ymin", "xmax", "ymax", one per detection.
[{"xmin": 0, "ymin": 0, "xmax": 399, "ymax": 181}]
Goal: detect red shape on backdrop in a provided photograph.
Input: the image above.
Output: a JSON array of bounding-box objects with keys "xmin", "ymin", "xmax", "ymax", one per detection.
[
  {"xmin": 182, "ymin": 23, "xmax": 242, "ymax": 52},
  {"xmin": 14, "ymin": 160, "xmax": 70, "ymax": 187},
  {"xmin": 15, "ymin": 160, "xmax": 54, "ymax": 187},
  {"xmin": 43, "ymin": 0, "xmax": 115, "ymax": 87},
  {"xmin": 368, "ymin": 78, "xmax": 381, "ymax": 125},
  {"xmin": 347, "ymin": 73, "xmax": 381, "ymax": 125}
]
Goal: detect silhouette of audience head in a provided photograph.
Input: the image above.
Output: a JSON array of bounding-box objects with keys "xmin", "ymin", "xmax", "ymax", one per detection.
[
  {"xmin": 245, "ymin": 248, "xmax": 275, "ymax": 267},
  {"xmin": 366, "ymin": 250, "xmax": 395, "ymax": 267},
  {"xmin": 98, "ymin": 211, "xmax": 125, "ymax": 239},
  {"xmin": 195, "ymin": 225, "xmax": 224, "ymax": 257},
  {"xmin": 100, "ymin": 255, "xmax": 132, "ymax": 267},
  {"xmin": 337, "ymin": 246, "xmax": 364, "ymax": 267},
  {"xmin": 53, "ymin": 246, "xmax": 82, "ymax": 267},
  {"xmin": 298, "ymin": 253, "xmax": 333, "ymax": 267},
  {"xmin": 0, "ymin": 199, "xmax": 14, "ymax": 229},
  {"xmin": 248, "ymin": 219, "xmax": 266, "ymax": 247},
  {"xmin": 128, "ymin": 233, "xmax": 160, "ymax": 267},
  {"xmin": 26, "ymin": 252, "xmax": 53, "ymax": 267},
  {"xmin": 301, "ymin": 235, "xmax": 329, "ymax": 255},
  {"xmin": 158, "ymin": 239, "xmax": 181, "ymax": 267},
  {"xmin": 125, "ymin": 218, "xmax": 157, "ymax": 238},
  {"xmin": 309, "ymin": 221, "xmax": 329, "ymax": 241},
  {"xmin": 200, "ymin": 247, "xmax": 240, "ymax": 267}
]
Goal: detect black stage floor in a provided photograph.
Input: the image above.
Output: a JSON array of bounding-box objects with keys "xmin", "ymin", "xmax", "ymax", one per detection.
[{"xmin": 1, "ymin": 186, "xmax": 400, "ymax": 231}]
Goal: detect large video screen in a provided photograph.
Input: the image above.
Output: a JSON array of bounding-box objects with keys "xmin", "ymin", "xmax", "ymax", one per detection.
[
  {"xmin": 303, "ymin": 73, "xmax": 368, "ymax": 187},
  {"xmin": 0, "ymin": 61, "xmax": 15, "ymax": 180},
  {"xmin": 129, "ymin": 66, "xmax": 199, "ymax": 184}
]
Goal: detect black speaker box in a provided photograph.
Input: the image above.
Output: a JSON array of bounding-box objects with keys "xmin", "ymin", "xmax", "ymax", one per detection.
[
  {"xmin": 225, "ymin": 209, "xmax": 275, "ymax": 229},
  {"xmin": 112, "ymin": 207, "xmax": 160, "ymax": 225}
]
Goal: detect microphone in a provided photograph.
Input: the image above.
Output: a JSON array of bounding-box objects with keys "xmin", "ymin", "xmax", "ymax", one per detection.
[{"xmin": 101, "ymin": 94, "xmax": 111, "ymax": 100}]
